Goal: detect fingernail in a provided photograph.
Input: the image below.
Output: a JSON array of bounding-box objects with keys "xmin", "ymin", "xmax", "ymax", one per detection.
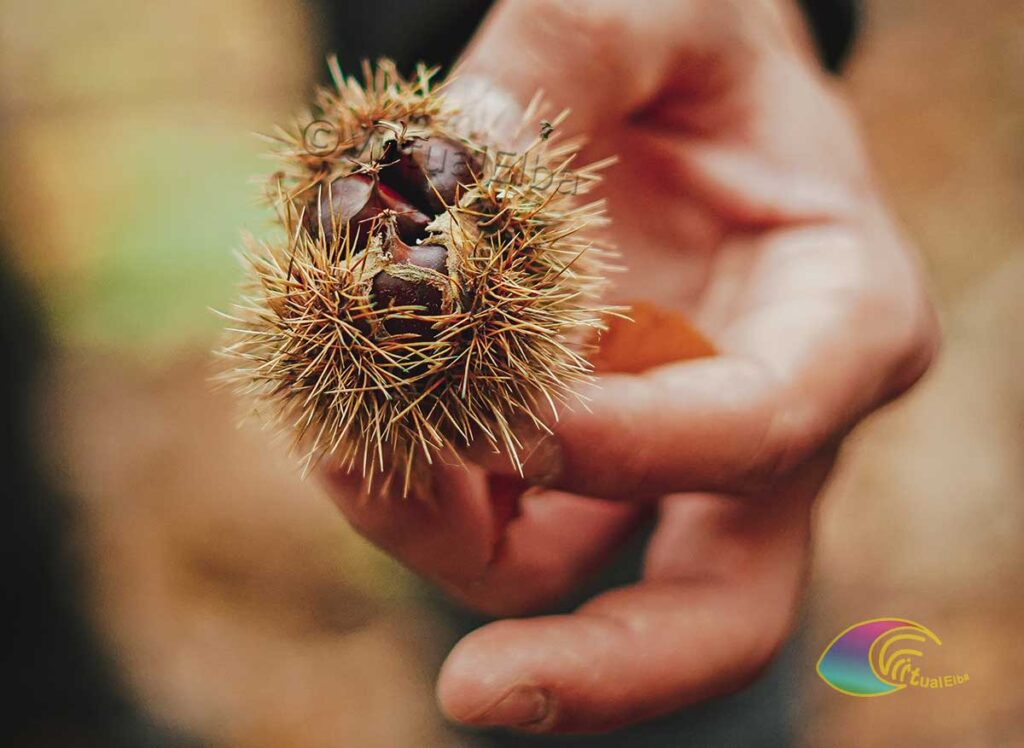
[{"xmin": 474, "ymin": 686, "xmax": 551, "ymax": 728}]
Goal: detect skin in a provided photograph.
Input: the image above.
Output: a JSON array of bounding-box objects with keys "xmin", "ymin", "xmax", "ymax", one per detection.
[{"xmin": 324, "ymin": 0, "xmax": 940, "ymax": 735}]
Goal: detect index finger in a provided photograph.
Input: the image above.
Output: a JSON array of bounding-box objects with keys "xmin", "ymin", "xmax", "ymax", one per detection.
[
  {"xmin": 437, "ymin": 451, "xmax": 832, "ymax": 733},
  {"xmin": 324, "ymin": 459, "xmax": 644, "ymax": 616},
  {"xmin": 493, "ymin": 220, "xmax": 937, "ymax": 501}
]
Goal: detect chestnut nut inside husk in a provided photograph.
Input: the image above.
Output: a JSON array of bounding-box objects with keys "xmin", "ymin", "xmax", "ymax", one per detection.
[
  {"xmin": 307, "ymin": 136, "xmax": 479, "ymax": 337},
  {"xmin": 307, "ymin": 173, "xmax": 428, "ymax": 249},
  {"xmin": 382, "ymin": 136, "xmax": 480, "ymax": 214},
  {"xmin": 371, "ymin": 238, "xmax": 448, "ymax": 336}
]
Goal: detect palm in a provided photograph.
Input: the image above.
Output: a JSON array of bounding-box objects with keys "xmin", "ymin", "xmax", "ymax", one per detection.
[{"xmin": 589, "ymin": 56, "xmax": 870, "ymax": 321}]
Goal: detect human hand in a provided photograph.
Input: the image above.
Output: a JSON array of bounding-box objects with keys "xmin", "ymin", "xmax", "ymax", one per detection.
[{"xmin": 325, "ymin": 0, "xmax": 938, "ymax": 734}]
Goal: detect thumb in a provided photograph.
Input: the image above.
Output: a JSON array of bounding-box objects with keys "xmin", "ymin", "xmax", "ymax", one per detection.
[{"xmin": 453, "ymin": 0, "xmax": 716, "ymax": 136}]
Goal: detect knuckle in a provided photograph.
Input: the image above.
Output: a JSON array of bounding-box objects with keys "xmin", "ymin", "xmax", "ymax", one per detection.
[
  {"xmin": 864, "ymin": 278, "xmax": 942, "ymax": 400},
  {"xmin": 893, "ymin": 299, "xmax": 942, "ymax": 395},
  {"xmin": 338, "ymin": 503, "xmax": 385, "ymax": 540},
  {"xmin": 327, "ymin": 481, "xmax": 401, "ymax": 541},
  {"xmin": 735, "ymin": 401, "xmax": 819, "ymax": 494}
]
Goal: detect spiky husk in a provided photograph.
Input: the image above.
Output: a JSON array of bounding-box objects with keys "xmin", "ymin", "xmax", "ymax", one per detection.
[{"xmin": 219, "ymin": 59, "xmax": 616, "ymax": 494}]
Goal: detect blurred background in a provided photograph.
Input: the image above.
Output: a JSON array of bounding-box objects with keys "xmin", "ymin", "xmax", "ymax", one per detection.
[{"xmin": 1, "ymin": 0, "xmax": 1021, "ymax": 745}]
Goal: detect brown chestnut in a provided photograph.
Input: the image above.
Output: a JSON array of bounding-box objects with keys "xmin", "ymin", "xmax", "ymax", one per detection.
[
  {"xmin": 307, "ymin": 173, "xmax": 429, "ymax": 249},
  {"xmin": 371, "ymin": 239, "xmax": 448, "ymax": 336},
  {"xmin": 381, "ymin": 137, "xmax": 479, "ymax": 214}
]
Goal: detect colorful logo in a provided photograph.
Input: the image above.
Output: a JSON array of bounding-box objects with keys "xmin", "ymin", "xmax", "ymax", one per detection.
[{"xmin": 817, "ymin": 618, "xmax": 970, "ymax": 697}]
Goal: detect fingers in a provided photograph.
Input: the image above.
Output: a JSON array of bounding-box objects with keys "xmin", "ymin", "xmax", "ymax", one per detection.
[
  {"xmin": 449, "ymin": 3, "xmax": 937, "ymax": 504},
  {"xmin": 439, "ymin": 584, "xmax": 783, "ymax": 733},
  {"xmin": 476, "ymin": 490, "xmax": 645, "ymax": 615},
  {"xmin": 324, "ymin": 460, "xmax": 497, "ymax": 588},
  {"xmin": 544, "ymin": 355, "xmax": 786, "ymax": 500},
  {"xmin": 437, "ymin": 452, "xmax": 829, "ymax": 734},
  {"xmin": 324, "ymin": 460, "xmax": 645, "ymax": 616},
  {"xmin": 482, "ymin": 221, "xmax": 937, "ymax": 502}
]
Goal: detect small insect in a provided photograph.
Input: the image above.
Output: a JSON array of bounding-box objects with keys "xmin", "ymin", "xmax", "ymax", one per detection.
[{"xmin": 539, "ymin": 120, "xmax": 554, "ymax": 140}]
